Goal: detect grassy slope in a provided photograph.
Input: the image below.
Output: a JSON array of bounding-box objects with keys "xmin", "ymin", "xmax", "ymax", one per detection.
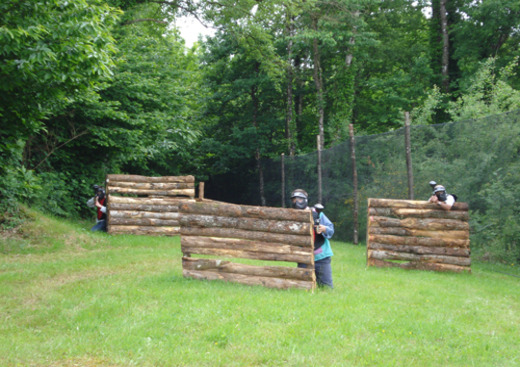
[{"xmin": 1, "ymin": 210, "xmax": 519, "ymax": 367}]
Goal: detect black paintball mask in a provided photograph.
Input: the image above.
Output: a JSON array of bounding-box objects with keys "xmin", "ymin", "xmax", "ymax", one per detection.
[
  {"xmin": 93, "ymin": 184, "xmax": 106, "ymax": 201},
  {"xmin": 433, "ymin": 185, "xmax": 447, "ymax": 202},
  {"xmin": 291, "ymin": 190, "xmax": 308, "ymax": 210}
]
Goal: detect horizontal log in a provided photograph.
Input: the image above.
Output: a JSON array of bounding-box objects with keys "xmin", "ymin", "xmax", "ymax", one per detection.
[
  {"xmin": 182, "ymin": 257, "xmax": 315, "ymax": 281},
  {"xmin": 181, "ymin": 246, "xmax": 313, "ymax": 265},
  {"xmin": 367, "ymin": 258, "xmax": 471, "ymax": 273},
  {"xmin": 368, "ymin": 198, "xmax": 468, "ymax": 211},
  {"xmin": 180, "ymin": 227, "xmax": 312, "ymax": 248},
  {"xmin": 108, "ymin": 203, "xmax": 180, "ymax": 212},
  {"xmin": 106, "ymin": 174, "xmax": 195, "ymax": 183},
  {"xmin": 179, "ymin": 201, "xmax": 312, "ymax": 222},
  {"xmin": 368, "ymin": 249, "xmax": 471, "ymax": 266},
  {"xmin": 411, "ymin": 229, "xmax": 469, "ymax": 240},
  {"xmin": 108, "ymin": 187, "xmax": 195, "ymax": 197},
  {"xmin": 183, "ymin": 269, "xmax": 315, "ymax": 290},
  {"xmin": 181, "ymin": 235, "xmax": 312, "ymax": 256},
  {"xmin": 368, "ymin": 242, "xmax": 470, "ymax": 257},
  {"xmin": 109, "ymin": 211, "xmax": 179, "ymax": 220},
  {"xmin": 109, "ymin": 217, "xmax": 179, "ymax": 226},
  {"xmin": 108, "ymin": 181, "xmax": 194, "ymax": 191},
  {"xmin": 368, "ymin": 225, "xmax": 468, "ymax": 240},
  {"xmin": 180, "ymin": 214, "xmax": 312, "ymax": 236},
  {"xmin": 108, "ymin": 196, "xmax": 189, "ymax": 205},
  {"xmin": 369, "ymin": 234, "xmax": 470, "ymax": 248},
  {"xmin": 369, "ymin": 216, "xmax": 469, "ymax": 231},
  {"xmin": 368, "ymin": 207, "xmax": 469, "ymax": 221},
  {"xmin": 108, "ymin": 225, "xmax": 179, "ymax": 236},
  {"xmin": 368, "ymin": 226, "xmax": 410, "ymax": 236}
]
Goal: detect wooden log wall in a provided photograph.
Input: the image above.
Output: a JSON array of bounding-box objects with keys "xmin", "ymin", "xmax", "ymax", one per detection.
[
  {"xmin": 367, "ymin": 199, "xmax": 471, "ymax": 273},
  {"xmin": 179, "ymin": 201, "xmax": 316, "ymax": 290},
  {"xmin": 106, "ymin": 175, "xmax": 196, "ymax": 236}
]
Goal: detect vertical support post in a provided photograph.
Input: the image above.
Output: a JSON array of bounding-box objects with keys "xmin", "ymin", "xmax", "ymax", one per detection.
[
  {"xmin": 349, "ymin": 124, "xmax": 359, "ymax": 245},
  {"xmin": 281, "ymin": 153, "xmax": 286, "ymax": 207},
  {"xmin": 317, "ymin": 135, "xmax": 323, "ymax": 204},
  {"xmin": 198, "ymin": 182, "xmax": 205, "ymax": 200},
  {"xmin": 404, "ymin": 112, "xmax": 414, "ymax": 200}
]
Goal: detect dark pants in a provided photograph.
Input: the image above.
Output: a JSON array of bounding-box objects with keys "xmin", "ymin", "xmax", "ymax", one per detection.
[
  {"xmin": 91, "ymin": 219, "xmax": 107, "ymax": 232},
  {"xmin": 298, "ymin": 256, "xmax": 333, "ymax": 288}
]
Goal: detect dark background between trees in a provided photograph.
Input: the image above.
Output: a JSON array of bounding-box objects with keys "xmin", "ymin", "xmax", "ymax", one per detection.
[{"xmin": 1, "ymin": 0, "xmax": 519, "ymax": 262}]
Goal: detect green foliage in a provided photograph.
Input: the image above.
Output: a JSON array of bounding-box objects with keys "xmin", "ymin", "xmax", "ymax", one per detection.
[
  {"xmin": 448, "ymin": 57, "xmax": 520, "ymax": 121},
  {"xmin": 0, "ymin": 0, "xmax": 121, "ymax": 138}
]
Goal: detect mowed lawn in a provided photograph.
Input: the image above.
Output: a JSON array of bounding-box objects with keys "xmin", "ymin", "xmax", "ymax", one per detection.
[{"xmin": 1, "ymin": 211, "xmax": 519, "ymax": 366}]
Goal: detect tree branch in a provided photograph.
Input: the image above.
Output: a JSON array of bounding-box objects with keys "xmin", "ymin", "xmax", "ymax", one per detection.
[
  {"xmin": 32, "ymin": 130, "xmax": 89, "ymax": 171},
  {"xmin": 123, "ymin": 18, "xmax": 169, "ymax": 25}
]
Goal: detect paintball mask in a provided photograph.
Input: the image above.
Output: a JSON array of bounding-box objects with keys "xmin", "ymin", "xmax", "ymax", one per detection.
[{"xmin": 291, "ymin": 189, "xmax": 308, "ymax": 210}]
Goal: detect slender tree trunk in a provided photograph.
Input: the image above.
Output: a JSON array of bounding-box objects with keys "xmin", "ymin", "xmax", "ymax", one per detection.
[
  {"xmin": 404, "ymin": 112, "xmax": 414, "ymax": 200},
  {"xmin": 251, "ymin": 81, "xmax": 266, "ymax": 206},
  {"xmin": 439, "ymin": 0, "xmax": 450, "ymax": 93},
  {"xmin": 349, "ymin": 124, "xmax": 359, "ymax": 245},
  {"xmin": 317, "ymin": 135, "xmax": 322, "ymax": 203},
  {"xmin": 281, "ymin": 153, "xmax": 286, "ymax": 207},
  {"xmin": 345, "ymin": 11, "xmax": 359, "ymax": 67},
  {"xmin": 285, "ymin": 14, "xmax": 296, "ymax": 157},
  {"xmin": 311, "ymin": 16, "xmax": 325, "ymax": 151},
  {"xmin": 293, "ymin": 53, "xmax": 304, "ymax": 155}
]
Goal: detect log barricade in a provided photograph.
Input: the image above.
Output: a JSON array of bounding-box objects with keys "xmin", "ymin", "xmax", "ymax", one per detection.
[
  {"xmin": 367, "ymin": 199, "xmax": 471, "ymax": 273},
  {"xmin": 106, "ymin": 175, "xmax": 196, "ymax": 236},
  {"xmin": 179, "ymin": 201, "xmax": 316, "ymax": 290}
]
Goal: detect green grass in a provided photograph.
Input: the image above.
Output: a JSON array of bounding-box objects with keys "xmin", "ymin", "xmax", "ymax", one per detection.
[{"xmin": 1, "ymin": 209, "xmax": 519, "ymax": 366}]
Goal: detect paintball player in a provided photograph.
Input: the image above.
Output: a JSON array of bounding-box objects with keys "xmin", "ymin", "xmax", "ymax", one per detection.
[
  {"xmin": 87, "ymin": 184, "xmax": 107, "ymax": 231},
  {"xmin": 428, "ymin": 181, "xmax": 456, "ymax": 210},
  {"xmin": 291, "ymin": 189, "xmax": 335, "ymax": 288}
]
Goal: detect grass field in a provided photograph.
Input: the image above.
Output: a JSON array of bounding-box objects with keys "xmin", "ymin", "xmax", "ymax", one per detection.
[{"xmin": 1, "ymin": 210, "xmax": 519, "ymax": 366}]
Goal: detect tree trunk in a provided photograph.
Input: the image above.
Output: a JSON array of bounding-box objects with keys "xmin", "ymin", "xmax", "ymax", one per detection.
[
  {"xmin": 285, "ymin": 13, "xmax": 296, "ymax": 157},
  {"xmin": 440, "ymin": 0, "xmax": 450, "ymax": 93},
  {"xmin": 349, "ymin": 124, "xmax": 359, "ymax": 245},
  {"xmin": 250, "ymin": 76, "xmax": 266, "ymax": 206},
  {"xmin": 312, "ymin": 16, "xmax": 325, "ymax": 150},
  {"xmin": 404, "ymin": 112, "xmax": 414, "ymax": 200}
]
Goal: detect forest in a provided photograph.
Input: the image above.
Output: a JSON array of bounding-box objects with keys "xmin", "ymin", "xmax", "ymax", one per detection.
[{"xmin": 1, "ymin": 0, "xmax": 519, "ymax": 261}]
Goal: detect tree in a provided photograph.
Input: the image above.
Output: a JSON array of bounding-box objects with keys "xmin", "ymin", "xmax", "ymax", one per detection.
[{"xmin": 0, "ymin": 0, "xmax": 120, "ymax": 223}]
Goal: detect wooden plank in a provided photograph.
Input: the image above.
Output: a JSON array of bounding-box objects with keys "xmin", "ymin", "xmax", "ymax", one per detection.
[
  {"xmin": 180, "ymin": 227, "xmax": 312, "ymax": 248},
  {"xmin": 106, "ymin": 174, "xmax": 195, "ymax": 183},
  {"xmin": 181, "ymin": 246, "xmax": 313, "ymax": 265},
  {"xmin": 367, "ymin": 258, "xmax": 471, "ymax": 273},
  {"xmin": 368, "ymin": 249, "xmax": 471, "ymax": 266},
  {"xmin": 181, "ymin": 235, "xmax": 312, "ymax": 256},
  {"xmin": 369, "ymin": 198, "xmax": 468, "ymax": 211},
  {"xmin": 180, "ymin": 214, "xmax": 312, "ymax": 235},
  {"xmin": 182, "ymin": 257, "xmax": 315, "ymax": 281},
  {"xmin": 179, "ymin": 201, "xmax": 312, "ymax": 222},
  {"xmin": 368, "ymin": 242, "xmax": 470, "ymax": 257},
  {"xmin": 183, "ymin": 269, "xmax": 315, "ymax": 290}
]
